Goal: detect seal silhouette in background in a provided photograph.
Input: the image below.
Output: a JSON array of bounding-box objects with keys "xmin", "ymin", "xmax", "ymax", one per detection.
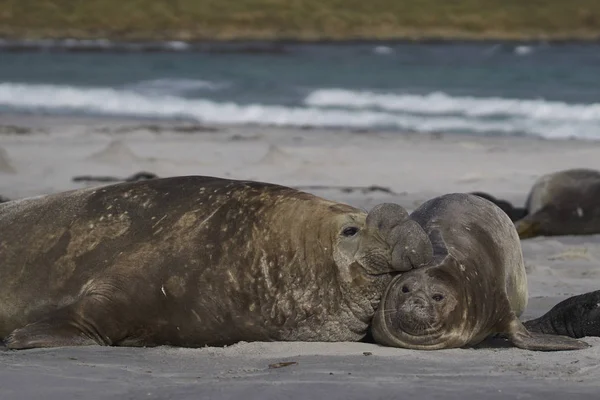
[
  {"xmin": 471, "ymin": 168, "xmax": 600, "ymax": 238},
  {"xmin": 469, "ymin": 191, "xmax": 527, "ymax": 222},
  {"xmin": 515, "ymin": 168, "xmax": 600, "ymax": 239}
]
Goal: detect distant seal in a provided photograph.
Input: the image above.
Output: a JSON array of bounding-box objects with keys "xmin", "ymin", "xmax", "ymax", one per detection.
[
  {"xmin": 470, "ymin": 192, "xmax": 527, "ymax": 222},
  {"xmin": 515, "ymin": 168, "xmax": 600, "ymax": 238},
  {"xmin": 524, "ymin": 291, "xmax": 600, "ymax": 338},
  {"xmin": 371, "ymin": 193, "xmax": 588, "ymax": 351},
  {"xmin": 72, "ymin": 171, "xmax": 159, "ymax": 184},
  {"xmin": 0, "ymin": 175, "xmax": 433, "ymax": 349}
]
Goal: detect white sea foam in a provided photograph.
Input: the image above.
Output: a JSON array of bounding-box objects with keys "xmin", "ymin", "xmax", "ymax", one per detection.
[
  {"xmin": 305, "ymin": 89, "xmax": 600, "ymax": 121},
  {"xmin": 514, "ymin": 45, "xmax": 533, "ymax": 56},
  {"xmin": 373, "ymin": 46, "xmax": 394, "ymax": 55},
  {"xmin": 1, "ymin": 83, "xmax": 599, "ymax": 139}
]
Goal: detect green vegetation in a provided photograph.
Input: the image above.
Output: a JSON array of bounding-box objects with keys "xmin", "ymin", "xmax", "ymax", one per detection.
[{"xmin": 1, "ymin": 0, "xmax": 600, "ymax": 41}]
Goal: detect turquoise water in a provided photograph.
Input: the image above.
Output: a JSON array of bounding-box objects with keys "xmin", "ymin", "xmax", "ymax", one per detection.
[{"xmin": 1, "ymin": 41, "xmax": 600, "ymax": 139}]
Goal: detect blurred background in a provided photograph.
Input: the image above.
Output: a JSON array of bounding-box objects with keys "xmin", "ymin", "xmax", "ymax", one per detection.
[{"xmin": 1, "ymin": 0, "xmax": 600, "ymax": 139}]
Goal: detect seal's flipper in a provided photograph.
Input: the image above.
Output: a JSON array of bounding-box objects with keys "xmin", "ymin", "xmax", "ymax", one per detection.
[
  {"xmin": 510, "ymin": 331, "xmax": 589, "ymax": 351},
  {"xmin": 5, "ymin": 319, "xmax": 101, "ymax": 349},
  {"xmin": 524, "ymin": 290, "xmax": 600, "ymax": 338},
  {"xmin": 507, "ymin": 318, "xmax": 589, "ymax": 351},
  {"xmin": 4, "ymin": 295, "xmax": 128, "ymax": 349}
]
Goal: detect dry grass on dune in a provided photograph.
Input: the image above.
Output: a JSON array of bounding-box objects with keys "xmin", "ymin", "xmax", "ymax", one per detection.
[{"xmin": 1, "ymin": 0, "xmax": 600, "ymax": 41}]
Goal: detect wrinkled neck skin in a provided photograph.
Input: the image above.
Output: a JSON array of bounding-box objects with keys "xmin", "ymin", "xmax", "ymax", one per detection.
[
  {"xmin": 374, "ymin": 252, "xmax": 509, "ymax": 350},
  {"xmin": 215, "ymin": 196, "xmax": 392, "ymax": 343}
]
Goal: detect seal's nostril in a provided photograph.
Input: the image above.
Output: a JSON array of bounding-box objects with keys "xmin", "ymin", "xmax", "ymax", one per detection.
[{"xmin": 409, "ymin": 297, "xmax": 426, "ymax": 307}]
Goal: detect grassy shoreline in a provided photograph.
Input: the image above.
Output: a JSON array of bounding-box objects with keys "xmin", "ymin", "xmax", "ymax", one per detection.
[
  {"xmin": 2, "ymin": 31, "xmax": 600, "ymax": 43},
  {"xmin": 1, "ymin": 0, "xmax": 600, "ymax": 42}
]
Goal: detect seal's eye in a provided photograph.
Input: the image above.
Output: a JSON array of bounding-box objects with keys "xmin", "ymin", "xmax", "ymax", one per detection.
[
  {"xmin": 342, "ymin": 227, "xmax": 359, "ymax": 237},
  {"xmin": 432, "ymin": 294, "xmax": 444, "ymax": 302},
  {"xmin": 401, "ymin": 285, "xmax": 410, "ymax": 293}
]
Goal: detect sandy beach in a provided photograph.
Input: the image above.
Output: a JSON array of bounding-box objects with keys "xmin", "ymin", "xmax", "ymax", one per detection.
[{"xmin": 2, "ymin": 115, "xmax": 600, "ymax": 399}]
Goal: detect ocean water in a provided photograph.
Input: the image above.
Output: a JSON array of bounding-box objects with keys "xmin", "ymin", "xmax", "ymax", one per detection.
[{"xmin": 1, "ymin": 41, "xmax": 600, "ymax": 139}]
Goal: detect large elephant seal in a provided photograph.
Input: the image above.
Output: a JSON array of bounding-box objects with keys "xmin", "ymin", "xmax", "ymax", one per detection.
[
  {"xmin": 0, "ymin": 175, "xmax": 433, "ymax": 350},
  {"xmin": 524, "ymin": 291, "xmax": 600, "ymax": 339},
  {"xmin": 516, "ymin": 168, "xmax": 600, "ymax": 238},
  {"xmin": 371, "ymin": 193, "xmax": 588, "ymax": 351}
]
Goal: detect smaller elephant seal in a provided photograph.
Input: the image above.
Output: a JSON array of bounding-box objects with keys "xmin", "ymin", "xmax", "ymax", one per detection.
[
  {"xmin": 0, "ymin": 175, "xmax": 434, "ymax": 350},
  {"xmin": 524, "ymin": 291, "xmax": 600, "ymax": 339},
  {"xmin": 371, "ymin": 193, "xmax": 588, "ymax": 351},
  {"xmin": 470, "ymin": 192, "xmax": 527, "ymax": 222},
  {"xmin": 516, "ymin": 168, "xmax": 600, "ymax": 239}
]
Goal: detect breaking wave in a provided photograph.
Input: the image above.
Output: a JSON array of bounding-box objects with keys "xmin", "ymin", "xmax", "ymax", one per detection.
[{"xmin": 1, "ymin": 83, "xmax": 599, "ymax": 139}]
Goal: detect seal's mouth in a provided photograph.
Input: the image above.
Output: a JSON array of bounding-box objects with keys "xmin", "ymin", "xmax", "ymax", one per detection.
[{"xmin": 393, "ymin": 297, "xmax": 440, "ymax": 336}]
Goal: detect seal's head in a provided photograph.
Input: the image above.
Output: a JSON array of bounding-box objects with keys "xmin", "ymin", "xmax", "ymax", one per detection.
[
  {"xmin": 332, "ymin": 203, "xmax": 434, "ymax": 278},
  {"xmin": 371, "ymin": 265, "xmax": 468, "ymax": 350}
]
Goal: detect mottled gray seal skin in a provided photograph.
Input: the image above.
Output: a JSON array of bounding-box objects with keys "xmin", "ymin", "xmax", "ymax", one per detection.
[
  {"xmin": 371, "ymin": 193, "xmax": 588, "ymax": 351},
  {"xmin": 0, "ymin": 175, "xmax": 433, "ymax": 350},
  {"xmin": 524, "ymin": 291, "xmax": 600, "ymax": 339},
  {"xmin": 516, "ymin": 168, "xmax": 600, "ymax": 239}
]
